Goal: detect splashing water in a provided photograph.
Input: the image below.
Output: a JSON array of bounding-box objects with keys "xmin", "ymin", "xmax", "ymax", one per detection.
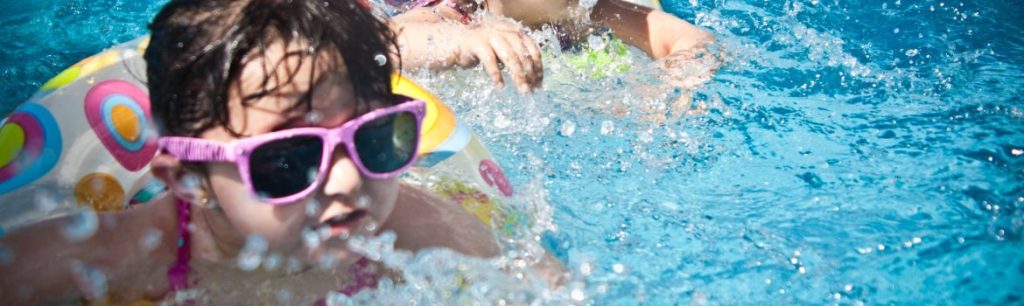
[
  {"xmin": 70, "ymin": 260, "xmax": 108, "ymax": 300},
  {"xmin": 62, "ymin": 210, "xmax": 99, "ymax": 242},
  {"xmin": 238, "ymin": 234, "xmax": 269, "ymax": 271},
  {"xmin": 1, "ymin": 0, "xmax": 1023, "ymax": 304}
]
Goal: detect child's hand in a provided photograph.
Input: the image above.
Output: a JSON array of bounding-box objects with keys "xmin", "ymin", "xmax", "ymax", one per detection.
[{"xmin": 453, "ymin": 18, "xmax": 543, "ymax": 93}]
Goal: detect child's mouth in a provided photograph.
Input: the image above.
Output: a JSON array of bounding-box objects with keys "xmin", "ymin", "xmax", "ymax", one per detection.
[{"xmin": 318, "ymin": 210, "xmax": 367, "ymax": 238}]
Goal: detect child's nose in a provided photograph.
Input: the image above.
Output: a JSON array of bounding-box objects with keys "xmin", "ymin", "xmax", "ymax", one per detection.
[{"xmin": 321, "ymin": 145, "xmax": 362, "ymax": 197}]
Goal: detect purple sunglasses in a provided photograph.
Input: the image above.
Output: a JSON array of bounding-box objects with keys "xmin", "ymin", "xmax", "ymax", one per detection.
[{"xmin": 158, "ymin": 98, "xmax": 426, "ymax": 205}]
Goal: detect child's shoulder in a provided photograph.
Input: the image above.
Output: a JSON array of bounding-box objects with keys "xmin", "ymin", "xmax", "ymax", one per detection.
[{"xmin": 383, "ymin": 184, "xmax": 499, "ymax": 257}]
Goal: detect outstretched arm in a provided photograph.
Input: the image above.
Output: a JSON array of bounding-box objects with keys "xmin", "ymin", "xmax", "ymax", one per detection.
[
  {"xmin": 590, "ymin": 0, "xmax": 714, "ymax": 59},
  {"xmin": 388, "ymin": 7, "xmax": 543, "ymax": 93}
]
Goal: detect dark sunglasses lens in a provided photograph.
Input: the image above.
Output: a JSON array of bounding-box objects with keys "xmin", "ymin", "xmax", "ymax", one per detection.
[
  {"xmin": 249, "ymin": 136, "xmax": 324, "ymax": 199},
  {"xmin": 354, "ymin": 111, "xmax": 418, "ymax": 174}
]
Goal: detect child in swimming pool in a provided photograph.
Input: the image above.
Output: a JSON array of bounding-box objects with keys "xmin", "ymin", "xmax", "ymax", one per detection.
[{"xmin": 0, "ymin": 0, "xmax": 528, "ymax": 304}]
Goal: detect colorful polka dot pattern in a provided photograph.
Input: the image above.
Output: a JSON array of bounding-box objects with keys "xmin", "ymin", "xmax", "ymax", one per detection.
[
  {"xmin": 0, "ymin": 103, "xmax": 63, "ymax": 195},
  {"xmin": 84, "ymin": 80, "xmax": 157, "ymax": 171}
]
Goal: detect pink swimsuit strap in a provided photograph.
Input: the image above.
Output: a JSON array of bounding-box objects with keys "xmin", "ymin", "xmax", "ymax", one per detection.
[
  {"xmin": 167, "ymin": 198, "xmax": 192, "ymax": 291},
  {"xmin": 387, "ymin": 0, "xmax": 473, "ymax": 23}
]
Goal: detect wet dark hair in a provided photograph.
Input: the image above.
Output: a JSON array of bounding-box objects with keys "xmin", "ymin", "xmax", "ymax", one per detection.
[{"xmin": 145, "ymin": 0, "xmax": 398, "ymax": 137}]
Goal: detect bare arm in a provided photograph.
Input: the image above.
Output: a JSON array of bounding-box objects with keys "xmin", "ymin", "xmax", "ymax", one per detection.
[
  {"xmin": 0, "ymin": 199, "xmax": 179, "ymax": 304},
  {"xmin": 590, "ymin": 0, "xmax": 714, "ymax": 59},
  {"xmin": 388, "ymin": 7, "xmax": 544, "ymax": 93}
]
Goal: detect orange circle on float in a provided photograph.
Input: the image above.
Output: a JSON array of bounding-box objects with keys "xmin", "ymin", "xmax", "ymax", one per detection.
[
  {"xmin": 110, "ymin": 104, "xmax": 141, "ymax": 143},
  {"xmin": 0, "ymin": 123, "xmax": 26, "ymax": 167},
  {"xmin": 74, "ymin": 173, "xmax": 126, "ymax": 212}
]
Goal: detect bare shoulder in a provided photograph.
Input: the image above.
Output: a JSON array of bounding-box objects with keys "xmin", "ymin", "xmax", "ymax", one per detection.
[
  {"xmin": 0, "ymin": 195, "xmax": 179, "ymax": 304},
  {"xmin": 382, "ymin": 184, "xmax": 500, "ymax": 258}
]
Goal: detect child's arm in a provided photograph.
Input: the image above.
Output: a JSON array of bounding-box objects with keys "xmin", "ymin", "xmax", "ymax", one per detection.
[
  {"xmin": 0, "ymin": 200, "xmax": 178, "ymax": 304},
  {"xmin": 590, "ymin": 0, "xmax": 714, "ymax": 59},
  {"xmin": 388, "ymin": 7, "xmax": 544, "ymax": 93}
]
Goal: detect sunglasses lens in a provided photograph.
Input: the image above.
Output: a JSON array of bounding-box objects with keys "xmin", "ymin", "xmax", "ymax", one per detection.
[
  {"xmin": 249, "ymin": 136, "xmax": 324, "ymax": 199},
  {"xmin": 354, "ymin": 111, "xmax": 418, "ymax": 174}
]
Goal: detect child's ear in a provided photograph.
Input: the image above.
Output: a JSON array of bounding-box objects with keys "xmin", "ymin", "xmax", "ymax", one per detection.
[{"xmin": 151, "ymin": 153, "xmax": 209, "ymax": 205}]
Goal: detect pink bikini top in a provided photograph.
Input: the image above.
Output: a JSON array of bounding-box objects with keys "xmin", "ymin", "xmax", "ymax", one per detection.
[
  {"xmin": 167, "ymin": 199, "xmax": 192, "ymax": 291},
  {"xmin": 385, "ymin": 0, "xmax": 473, "ymax": 23}
]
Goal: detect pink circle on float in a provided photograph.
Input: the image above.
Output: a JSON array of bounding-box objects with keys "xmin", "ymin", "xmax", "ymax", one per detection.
[{"xmin": 83, "ymin": 80, "xmax": 157, "ymax": 171}]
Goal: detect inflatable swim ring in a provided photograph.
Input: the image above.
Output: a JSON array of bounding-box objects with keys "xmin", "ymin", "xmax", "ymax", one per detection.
[{"xmin": 0, "ymin": 36, "xmax": 523, "ymax": 240}]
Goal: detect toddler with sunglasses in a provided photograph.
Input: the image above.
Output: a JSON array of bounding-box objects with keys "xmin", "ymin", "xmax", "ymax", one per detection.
[{"xmin": 0, "ymin": 0, "xmax": 518, "ymax": 304}]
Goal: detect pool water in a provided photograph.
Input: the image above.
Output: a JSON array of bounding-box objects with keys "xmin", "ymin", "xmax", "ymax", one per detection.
[{"xmin": 2, "ymin": 0, "xmax": 1022, "ymax": 304}]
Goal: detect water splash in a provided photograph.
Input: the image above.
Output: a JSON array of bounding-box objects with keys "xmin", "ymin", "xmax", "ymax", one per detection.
[
  {"xmin": 62, "ymin": 210, "xmax": 99, "ymax": 242},
  {"xmin": 237, "ymin": 234, "xmax": 269, "ymax": 271}
]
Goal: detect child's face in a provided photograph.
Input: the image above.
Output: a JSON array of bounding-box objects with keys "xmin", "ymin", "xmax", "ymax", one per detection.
[{"xmin": 199, "ymin": 41, "xmax": 398, "ymax": 264}]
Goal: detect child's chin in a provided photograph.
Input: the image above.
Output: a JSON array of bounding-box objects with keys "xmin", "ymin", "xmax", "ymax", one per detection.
[{"xmin": 300, "ymin": 243, "xmax": 363, "ymax": 269}]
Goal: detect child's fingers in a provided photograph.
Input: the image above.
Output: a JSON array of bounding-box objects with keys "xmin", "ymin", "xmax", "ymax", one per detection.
[
  {"xmin": 490, "ymin": 36, "xmax": 531, "ymax": 93},
  {"xmin": 505, "ymin": 34, "xmax": 539, "ymax": 90},
  {"xmin": 475, "ymin": 46, "xmax": 505, "ymax": 88},
  {"xmin": 519, "ymin": 34, "xmax": 544, "ymax": 88}
]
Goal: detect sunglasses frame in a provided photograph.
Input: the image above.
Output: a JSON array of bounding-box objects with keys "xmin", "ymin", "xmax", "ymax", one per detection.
[{"xmin": 158, "ymin": 97, "xmax": 426, "ymax": 205}]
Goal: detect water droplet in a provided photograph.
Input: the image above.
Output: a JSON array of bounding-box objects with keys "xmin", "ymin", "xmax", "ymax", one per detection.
[
  {"xmin": 302, "ymin": 228, "xmax": 322, "ymax": 249},
  {"xmin": 570, "ymin": 288, "xmax": 586, "ymax": 301},
  {"xmin": 237, "ymin": 235, "xmax": 268, "ymax": 271},
  {"xmin": 306, "ymin": 199, "xmax": 321, "ymax": 217},
  {"xmin": 844, "ymin": 284, "xmax": 853, "ymax": 292},
  {"xmin": 254, "ymin": 192, "xmax": 272, "ymax": 202},
  {"xmin": 364, "ymin": 220, "xmax": 378, "ymax": 232},
  {"xmin": 797, "ymin": 266, "xmax": 806, "ymax": 274},
  {"xmin": 579, "ymin": 262, "xmax": 593, "ymax": 276},
  {"xmin": 559, "ymin": 120, "xmax": 576, "ymax": 137},
  {"xmin": 587, "ymin": 34, "xmax": 607, "ymax": 51},
  {"xmin": 318, "ymin": 226, "xmax": 333, "ymax": 240},
  {"xmin": 71, "ymin": 260, "xmax": 108, "ymax": 299},
  {"xmin": 286, "ymin": 257, "xmax": 304, "ymax": 273},
  {"xmin": 318, "ymin": 252, "xmax": 338, "ymax": 270},
  {"xmin": 264, "ymin": 252, "xmax": 283, "ymax": 271},
  {"xmin": 493, "ymin": 115, "xmax": 512, "ymax": 129},
  {"xmin": 356, "ymin": 196, "xmax": 371, "ymax": 209},
  {"xmin": 905, "ymin": 49, "xmax": 919, "ymax": 57},
  {"xmin": 1011, "ymin": 148, "xmax": 1023, "ymax": 156},
  {"xmin": 63, "ymin": 210, "xmax": 99, "ymax": 242},
  {"xmin": 374, "ymin": 54, "xmax": 387, "ymax": 66},
  {"xmin": 600, "ymin": 121, "xmax": 615, "ymax": 135},
  {"xmin": 35, "ymin": 191, "xmax": 59, "ymax": 214},
  {"xmin": 305, "ymin": 111, "xmax": 323, "ymax": 124},
  {"xmin": 306, "ymin": 168, "xmax": 319, "ymax": 186},
  {"xmin": 611, "ymin": 263, "xmax": 625, "ymax": 274},
  {"xmin": 276, "ymin": 289, "xmax": 293, "ymax": 303},
  {"xmin": 877, "ymin": 244, "xmax": 886, "ymax": 251},
  {"xmin": 789, "ymin": 257, "xmax": 799, "ymax": 265},
  {"xmin": 139, "ymin": 228, "xmax": 163, "ymax": 252}
]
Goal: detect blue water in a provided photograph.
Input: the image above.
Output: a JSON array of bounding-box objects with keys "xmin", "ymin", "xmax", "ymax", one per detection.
[{"xmin": 2, "ymin": 0, "xmax": 1022, "ymax": 304}]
